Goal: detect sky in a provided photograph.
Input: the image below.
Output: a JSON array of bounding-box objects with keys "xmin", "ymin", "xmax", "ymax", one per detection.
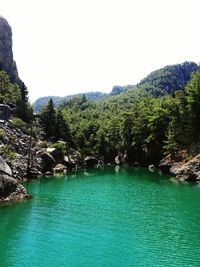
[{"xmin": 0, "ymin": 0, "xmax": 199, "ymax": 102}]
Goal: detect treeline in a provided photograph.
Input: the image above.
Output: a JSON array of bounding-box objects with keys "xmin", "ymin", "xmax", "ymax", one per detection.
[{"xmin": 40, "ymin": 62, "xmax": 200, "ymax": 164}]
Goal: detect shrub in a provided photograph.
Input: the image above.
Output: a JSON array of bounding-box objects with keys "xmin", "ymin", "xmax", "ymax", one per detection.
[
  {"xmin": 50, "ymin": 141, "xmax": 67, "ymax": 154},
  {"xmin": 10, "ymin": 117, "xmax": 26, "ymax": 128},
  {"xmin": 5, "ymin": 145, "xmax": 15, "ymax": 160},
  {"xmin": 0, "ymin": 128, "xmax": 5, "ymax": 140}
]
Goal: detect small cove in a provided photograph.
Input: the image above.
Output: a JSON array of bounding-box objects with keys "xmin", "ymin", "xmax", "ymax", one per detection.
[{"xmin": 0, "ymin": 166, "xmax": 200, "ymax": 267}]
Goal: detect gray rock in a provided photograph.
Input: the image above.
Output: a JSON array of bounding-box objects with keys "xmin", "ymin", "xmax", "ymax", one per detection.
[
  {"xmin": 0, "ymin": 16, "xmax": 22, "ymax": 85},
  {"xmin": 172, "ymin": 154, "xmax": 200, "ymax": 182},
  {"xmin": 0, "ymin": 121, "xmax": 43, "ymax": 180},
  {"xmin": 159, "ymin": 154, "xmax": 174, "ymax": 173},
  {"xmin": 0, "ymin": 174, "xmax": 17, "ymax": 197},
  {"xmin": 148, "ymin": 164, "xmax": 156, "ymax": 172},
  {"xmin": 0, "ymin": 155, "xmax": 12, "ymax": 176},
  {"xmin": 0, "ymin": 156, "xmax": 29, "ymax": 203},
  {"xmin": 40, "ymin": 151, "xmax": 55, "ymax": 173}
]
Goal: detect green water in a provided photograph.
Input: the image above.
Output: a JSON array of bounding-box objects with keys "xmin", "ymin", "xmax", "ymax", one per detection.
[{"xmin": 0, "ymin": 166, "xmax": 200, "ymax": 267}]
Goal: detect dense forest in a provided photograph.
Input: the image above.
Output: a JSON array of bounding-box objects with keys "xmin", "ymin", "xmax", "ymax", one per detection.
[
  {"xmin": 39, "ymin": 62, "xmax": 200, "ymax": 165},
  {"xmin": 33, "ymin": 92, "xmax": 108, "ymax": 113},
  {"xmin": 1, "ymin": 61, "xmax": 200, "ymax": 165}
]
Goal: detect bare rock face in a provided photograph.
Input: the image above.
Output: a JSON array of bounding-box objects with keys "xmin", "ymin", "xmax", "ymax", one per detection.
[{"xmin": 0, "ymin": 16, "xmax": 21, "ymax": 85}]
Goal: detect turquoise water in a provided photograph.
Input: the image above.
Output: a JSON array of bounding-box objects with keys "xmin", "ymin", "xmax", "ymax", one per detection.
[{"xmin": 1, "ymin": 166, "xmax": 200, "ymax": 267}]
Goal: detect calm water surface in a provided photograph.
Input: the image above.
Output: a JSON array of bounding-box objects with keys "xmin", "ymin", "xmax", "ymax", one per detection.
[{"xmin": 1, "ymin": 166, "xmax": 200, "ymax": 267}]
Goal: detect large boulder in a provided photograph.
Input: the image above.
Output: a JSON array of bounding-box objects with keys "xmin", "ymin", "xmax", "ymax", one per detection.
[
  {"xmin": 0, "ymin": 156, "xmax": 29, "ymax": 203},
  {"xmin": 39, "ymin": 150, "xmax": 55, "ymax": 173},
  {"xmin": 47, "ymin": 147, "xmax": 64, "ymax": 163}
]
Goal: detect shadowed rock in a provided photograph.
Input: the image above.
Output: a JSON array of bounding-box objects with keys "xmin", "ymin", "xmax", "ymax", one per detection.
[
  {"xmin": 0, "ymin": 104, "xmax": 15, "ymax": 120},
  {"xmin": 84, "ymin": 156, "xmax": 98, "ymax": 167}
]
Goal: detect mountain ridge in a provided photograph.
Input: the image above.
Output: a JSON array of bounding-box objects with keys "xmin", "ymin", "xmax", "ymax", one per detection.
[{"xmin": 33, "ymin": 61, "xmax": 199, "ymax": 112}]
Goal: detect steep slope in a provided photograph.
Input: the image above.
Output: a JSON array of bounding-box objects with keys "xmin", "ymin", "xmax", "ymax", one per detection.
[{"xmin": 0, "ymin": 16, "xmax": 22, "ymax": 86}]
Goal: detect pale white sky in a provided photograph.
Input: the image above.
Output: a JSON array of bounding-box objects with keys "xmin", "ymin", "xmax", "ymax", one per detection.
[{"xmin": 1, "ymin": 0, "xmax": 199, "ymax": 102}]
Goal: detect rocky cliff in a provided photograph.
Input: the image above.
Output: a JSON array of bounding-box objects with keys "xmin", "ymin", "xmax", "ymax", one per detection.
[
  {"xmin": 0, "ymin": 16, "xmax": 22, "ymax": 86},
  {"xmin": 0, "ymin": 120, "xmax": 42, "ymax": 203}
]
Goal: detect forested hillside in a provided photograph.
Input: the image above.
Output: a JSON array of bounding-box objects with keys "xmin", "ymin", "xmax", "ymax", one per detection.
[
  {"xmin": 1, "ymin": 61, "xmax": 199, "ymax": 167},
  {"xmin": 40, "ymin": 62, "xmax": 200, "ymax": 165},
  {"xmin": 34, "ymin": 62, "xmax": 199, "ymax": 112},
  {"xmin": 139, "ymin": 61, "xmax": 199, "ymax": 96}
]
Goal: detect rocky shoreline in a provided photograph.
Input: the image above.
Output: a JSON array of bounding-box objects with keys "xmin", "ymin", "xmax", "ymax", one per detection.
[
  {"xmin": 0, "ymin": 120, "xmax": 101, "ymax": 203},
  {"xmin": 0, "ymin": 120, "xmax": 200, "ymax": 204},
  {"xmin": 159, "ymin": 152, "xmax": 200, "ymax": 182}
]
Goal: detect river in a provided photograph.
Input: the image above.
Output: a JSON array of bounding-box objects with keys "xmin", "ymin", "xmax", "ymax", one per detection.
[{"xmin": 0, "ymin": 166, "xmax": 200, "ymax": 267}]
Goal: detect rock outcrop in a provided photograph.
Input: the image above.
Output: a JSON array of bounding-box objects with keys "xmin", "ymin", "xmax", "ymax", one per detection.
[
  {"xmin": 0, "ymin": 121, "xmax": 42, "ymax": 180},
  {"xmin": 170, "ymin": 154, "xmax": 200, "ymax": 182},
  {"xmin": 0, "ymin": 156, "xmax": 29, "ymax": 203},
  {"xmin": 159, "ymin": 150, "xmax": 188, "ymax": 173},
  {"xmin": 0, "ymin": 16, "xmax": 22, "ymax": 85},
  {"xmin": 39, "ymin": 150, "xmax": 55, "ymax": 173},
  {"xmin": 160, "ymin": 151, "xmax": 200, "ymax": 182}
]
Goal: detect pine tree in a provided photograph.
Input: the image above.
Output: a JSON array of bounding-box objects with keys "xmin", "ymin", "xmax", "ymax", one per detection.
[
  {"xmin": 40, "ymin": 98, "xmax": 56, "ymax": 138},
  {"xmin": 185, "ymin": 72, "xmax": 200, "ymax": 139},
  {"xmin": 55, "ymin": 109, "xmax": 72, "ymax": 144}
]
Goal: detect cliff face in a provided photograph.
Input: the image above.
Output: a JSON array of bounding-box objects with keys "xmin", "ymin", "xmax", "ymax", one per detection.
[{"xmin": 0, "ymin": 16, "xmax": 21, "ymax": 85}]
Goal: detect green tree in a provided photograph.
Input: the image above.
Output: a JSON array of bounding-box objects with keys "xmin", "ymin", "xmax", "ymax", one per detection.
[
  {"xmin": 40, "ymin": 98, "xmax": 56, "ymax": 138},
  {"xmin": 0, "ymin": 70, "xmax": 21, "ymax": 104},
  {"xmin": 163, "ymin": 118, "xmax": 179, "ymax": 155},
  {"xmin": 55, "ymin": 108, "xmax": 72, "ymax": 144},
  {"xmin": 185, "ymin": 72, "xmax": 200, "ymax": 139}
]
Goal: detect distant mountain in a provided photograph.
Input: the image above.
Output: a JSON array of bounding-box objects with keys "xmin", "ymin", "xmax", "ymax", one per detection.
[
  {"xmin": 138, "ymin": 61, "xmax": 200, "ymax": 97},
  {"xmin": 33, "ymin": 92, "xmax": 108, "ymax": 112},
  {"xmin": 33, "ymin": 61, "xmax": 199, "ymax": 112}
]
